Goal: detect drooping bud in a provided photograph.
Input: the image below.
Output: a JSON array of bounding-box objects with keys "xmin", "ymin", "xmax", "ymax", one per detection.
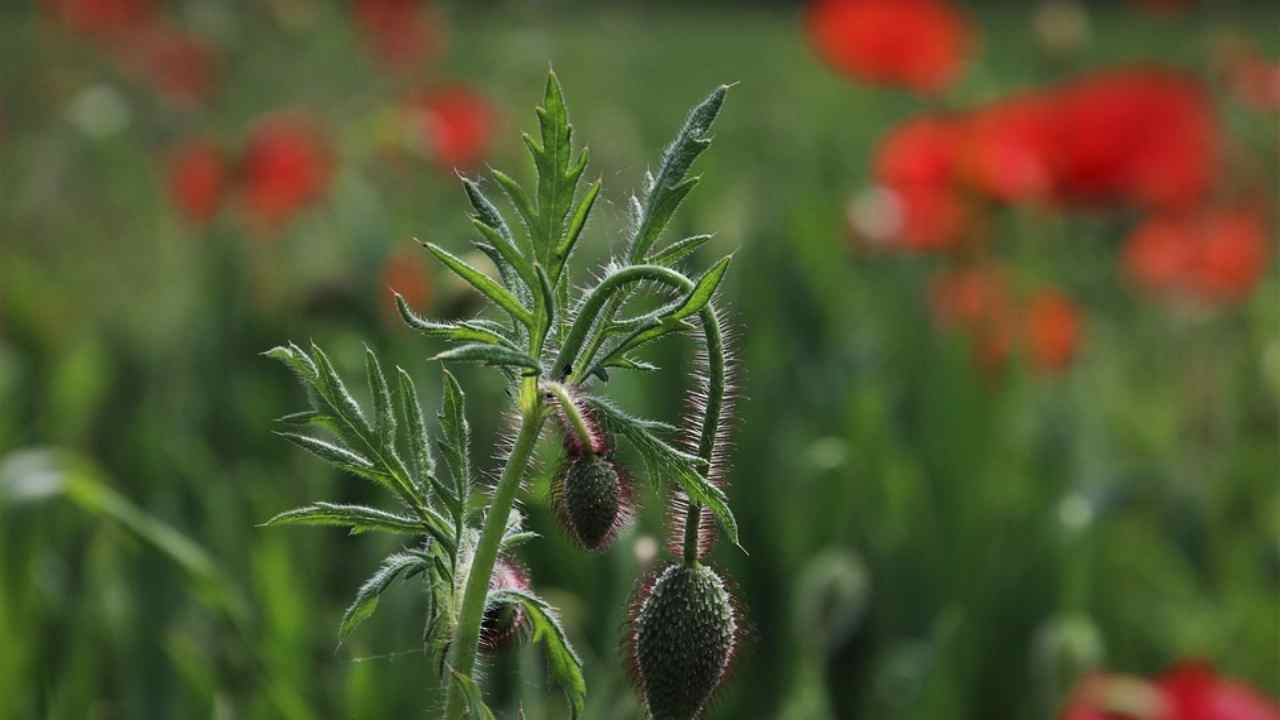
[
  {"xmin": 479, "ymin": 557, "xmax": 529, "ymax": 650},
  {"xmin": 628, "ymin": 564, "xmax": 738, "ymax": 720},
  {"xmin": 553, "ymin": 454, "xmax": 632, "ymax": 551}
]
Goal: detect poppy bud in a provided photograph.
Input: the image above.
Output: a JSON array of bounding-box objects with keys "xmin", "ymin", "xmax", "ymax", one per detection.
[
  {"xmin": 479, "ymin": 558, "xmax": 528, "ymax": 650},
  {"xmin": 629, "ymin": 564, "xmax": 738, "ymax": 720},
  {"xmin": 554, "ymin": 454, "xmax": 631, "ymax": 551}
]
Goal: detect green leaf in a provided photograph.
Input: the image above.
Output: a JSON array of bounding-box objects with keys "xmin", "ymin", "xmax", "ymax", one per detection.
[
  {"xmin": 583, "ymin": 397, "xmax": 743, "ymax": 551},
  {"xmin": 275, "ymin": 409, "xmax": 321, "ymax": 426},
  {"xmin": 365, "ymin": 348, "xmax": 396, "ymax": 449},
  {"xmin": 423, "ymin": 242, "xmax": 534, "ymax": 328},
  {"xmin": 448, "ymin": 671, "xmax": 497, "ymax": 720},
  {"xmin": 274, "ymin": 431, "xmax": 373, "ymax": 472},
  {"xmin": 670, "ymin": 255, "xmax": 732, "ymax": 321},
  {"xmin": 648, "ymin": 233, "xmax": 712, "ymax": 266},
  {"xmin": 340, "ymin": 552, "xmax": 427, "ymax": 641},
  {"xmin": 489, "ymin": 169, "xmax": 538, "ymax": 245},
  {"xmin": 431, "ymin": 344, "xmax": 542, "ymax": 371},
  {"xmin": 309, "ymin": 342, "xmax": 373, "ymax": 443},
  {"xmin": 395, "ymin": 367, "xmax": 434, "ymax": 494},
  {"xmin": 438, "ymin": 369, "xmax": 471, "ymax": 507},
  {"xmin": 395, "ymin": 294, "xmax": 512, "ymax": 347},
  {"xmin": 533, "ymin": 263, "xmax": 556, "ymax": 353},
  {"xmin": 628, "ymin": 85, "xmax": 729, "ymax": 261},
  {"xmin": 263, "ymin": 343, "xmax": 317, "ymax": 383},
  {"xmin": 553, "ymin": 178, "xmax": 600, "ymax": 284},
  {"xmin": 261, "ymin": 502, "xmax": 423, "ymax": 535},
  {"xmin": 490, "ymin": 589, "xmax": 586, "ymax": 719}
]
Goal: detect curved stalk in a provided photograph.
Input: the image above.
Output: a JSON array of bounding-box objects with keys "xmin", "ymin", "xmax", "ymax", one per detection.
[
  {"xmin": 443, "ymin": 380, "xmax": 546, "ymax": 720},
  {"xmin": 543, "ymin": 381, "xmax": 598, "ymax": 456},
  {"xmin": 555, "ymin": 264, "xmax": 728, "ymax": 567}
]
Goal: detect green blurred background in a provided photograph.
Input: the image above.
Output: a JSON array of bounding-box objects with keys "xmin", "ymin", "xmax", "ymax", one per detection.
[{"xmin": 2, "ymin": 1, "xmax": 1277, "ymax": 718}]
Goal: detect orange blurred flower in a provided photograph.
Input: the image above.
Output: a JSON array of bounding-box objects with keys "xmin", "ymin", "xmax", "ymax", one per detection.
[
  {"xmin": 930, "ymin": 265, "xmax": 1016, "ymax": 370},
  {"xmin": 1026, "ymin": 289, "xmax": 1082, "ymax": 372},
  {"xmin": 381, "ymin": 246, "xmax": 432, "ymax": 326},
  {"xmin": 408, "ymin": 87, "xmax": 495, "ymax": 171},
  {"xmin": 42, "ymin": 0, "xmax": 154, "ymax": 40},
  {"xmin": 240, "ymin": 115, "xmax": 332, "ymax": 227},
  {"xmin": 807, "ymin": 0, "xmax": 973, "ymax": 94},
  {"xmin": 166, "ymin": 138, "xmax": 226, "ymax": 225}
]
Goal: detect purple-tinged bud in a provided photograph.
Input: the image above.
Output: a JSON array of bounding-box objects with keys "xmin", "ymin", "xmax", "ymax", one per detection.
[
  {"xmin": 553, "ymin": 454, "xmax": 633, "ymax": 551},
  {"xmin": 627, "ymin": 564, "xmax": 739, "ymax": 720},
  {"xmin": 479, "ymin": 558, "xmax": 529, "ymax": 650}
]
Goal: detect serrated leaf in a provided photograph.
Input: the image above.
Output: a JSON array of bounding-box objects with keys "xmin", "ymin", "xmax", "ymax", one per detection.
[
  {"xmin": 365, "ymin": 348, "xmax": 396, "ymax": 448},
  {"xmin": 424, "ymin": 242, "xmax": 533, "ymax": 328},
  {"xmin": 263, "ymin": 344, "xmax": 317, "ymax": 382},
  {"xmin": 395, "ymin": 367, "xmax": 434, "ymax": 494},
  {"xmin": 583, "ymin": 397, "xmax": 742, "ymax": 550},
  {"xmin": 275, "ymin": 410, "xmax": 321, "ymax": 425},
  {"xmin": 648, "ymin": 233, "xmax": 712, "ymax": 266},
  {"xmin": 449, "ymin": 671, "xmax": 497, "ymax": 720},
  {"xmin": 602, "ymin": 355, "xmax": 660, "ymax": 373},
  {"xmin": 554, "ymin": 178, "xmax": 600, "ymax": 283},
  {"xmin": 309, "ymin": 342, "xmax": 373, "ymax": 442},
  {"xmin": 275, "ymin": 431, "xmax": 373, "ymax": 471},
  {"xmin": 490, "ymin": 589, "xmax": 586, "ymax": 719},
  {"xmin": 489, "ymin": 169, "xmax": 538, "ymax": 244},
  {"xmin": 431, "ymin": 343, "xmax": 542, "ymax": 371},
  {"xmin": 340, "ymin": 552, "xmax": 427, "ymax": 641},
  {"xmin": 670, "ymin": 255, "xmax": 732, "ymax": 321},
  {"xmin": 261, "ymin": 502, "xmax": 424, "ymax": 535},
  {"xmin": 533, "ymin": 263, "xmax": 556, "ymax": 353},
  {"xmin": 628, "ymin": 84, "xmax": 728, "ymax": 261},
  {"xmin": 395, "ymin": 294, "xmax": 511, "ymax": 347}
]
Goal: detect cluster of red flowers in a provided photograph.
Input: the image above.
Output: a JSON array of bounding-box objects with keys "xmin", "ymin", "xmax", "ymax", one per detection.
[
  {"xmin": 1063, "ymin": 663, "xmax": 1280, "ymax": 720},
  {"xmin": 850, "ymin": 66, "xmax": 1271, "ymax": 373},
  {"xmin": 166, "ymin": 116, "xmax": 332, "ymax": 229},
  {"xmin": 929, "ymin": 265, "xmax": 1082, "ymax": 374},
  {"xmin": 42, "ymin": 0, "xmax": 218, "ymax": 108}
]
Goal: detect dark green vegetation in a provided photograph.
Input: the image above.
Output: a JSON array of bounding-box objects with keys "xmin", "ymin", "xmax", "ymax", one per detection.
[{"xmin": 1, "ymin": 3, "xmax": 1277, "ymax": 719}]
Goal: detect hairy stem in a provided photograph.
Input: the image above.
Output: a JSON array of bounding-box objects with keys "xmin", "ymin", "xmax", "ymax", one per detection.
[
  {"xmin": 682, "ymin": 303, "xmax": 725, "ymax": 566},
  {"xmin": 543, "ymin": 381, "xmax": 597, "ymax": 456},
  {"xmin": 443, "ymin": 382, "xmax": 545, "ymax": 720}
]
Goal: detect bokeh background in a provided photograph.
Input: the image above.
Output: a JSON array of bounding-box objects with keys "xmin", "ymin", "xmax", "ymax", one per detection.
[{"xmin": 2, "ymin": 0, "xmax": 1278, "ymax": 718}]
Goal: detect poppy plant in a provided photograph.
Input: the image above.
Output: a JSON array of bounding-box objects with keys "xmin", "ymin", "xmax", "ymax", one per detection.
[
  {"xmin": 408, "ymin": 87, "xmax": 495, "ymax": 171},
  {"xmin": 166, "ymin": 138, "xmax": 226, "ymax": 225}
]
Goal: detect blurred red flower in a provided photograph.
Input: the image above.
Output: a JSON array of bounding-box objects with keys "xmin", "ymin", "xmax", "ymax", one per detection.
[
  {"xmin": 409, "ymin": 87, "xmax": 495, "ymax": 171},
  {"xmin": 1191, "ymin": 209, "xmax": 1269, "ymax": 301},
  {"xmin": 1051, "ymin": 70, "xmax": 1218, "ymax": 211},
  {"xmin": 1158, "ymin": 663, "xmax": 1280, "ymax": 720},
  {"xmin": 381, "ymin": 246, "xmax": 432, "ymax": 325},
  {"xmin": 43, "ymin": 0, "xmax": 154, "ymax": 40},
  {"xmin": 959, "ymin": 93, "xmax": 1057, "ymax": 203},
  {"xmin": 1025, "ymin": 288, "xmax": 1081, "ymax": 372},
  {"xmin": 1129, "ymin": 0, "xmax": 1197, "ymax": 15},
  {"xmin": 240, "ymin": 116, "xmax": 332, "ymax": 227},
  {"xmin": 1124, "ymin": 209, "xmax": 1269, "ymax": 302},
  {"xmin": 874, "ymin": 116, "xmax": 970, "ymax": 251},
  {"xmin": 353, "ymin": 0, "xmax": 439, "ymax": 70},
  {"xmin": 136, "ymin": 25, "xmax": 218, "ymax": 107},
  {"xmin": 807, "ymin": 0, "xmax": 973, "ymax": 94},
  {"xmin": 166, "ymin": 139, "xmax": 226, "ymax": 225},
  {"xmin": 930, "ymin": 265, "xmax": 1015, "ymax": 370}
]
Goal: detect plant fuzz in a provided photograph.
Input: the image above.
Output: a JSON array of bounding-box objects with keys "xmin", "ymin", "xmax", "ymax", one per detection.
[{"xmin": 262, "ymin": 71, "xmax": 744, "ymax": 719}]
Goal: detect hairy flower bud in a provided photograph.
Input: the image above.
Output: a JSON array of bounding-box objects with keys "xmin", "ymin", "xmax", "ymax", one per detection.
[
  {"xmin": 479, "ymin": 558, "xmax": 528, "ymax": 650},
  {"xmin": 553, "ymin": 454, "xmax": 631, "ymax": 551},
  {"xmin": 629, "ymin": 564, "xmax": 738, "ymax": 720}
]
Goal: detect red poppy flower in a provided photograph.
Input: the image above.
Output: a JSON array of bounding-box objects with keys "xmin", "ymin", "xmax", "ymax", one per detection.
[
  {"xmin": 409, "ymin": 87, "xmax": 495, "ymax": 171},
  {"xmin": 1124, "ymin": 214, "xmax": 1199, "ymax": 291},
  {"xmin": 1158, "ymin": 663, "xmax": 1280, "ymax": 720},
  {"xmin": 874, "ymin": 117, "xmax": 970, "ymax": 251},
  {"xmin": 43, "ymin": 0, "xmax": 154, "ymax": 40},
  {"xmin": 138, "ymin": 25, "xmax": 218, "ymax": 107},
  {"xmin": 353, "ymin": 0, "xmax": 439, "ymax": 70},
  {"xmin": 381, "ymin": 247, "xmax": 432, "ymax": 325},
  {"xmin": 240, "ymin": 115, "xmax": 332, "ymax": 227},
  {"xmin": 1124, "ymin": 209, "xmax": 1269, "ymax": 302},
  {"xmin": 959, "ymin": 93, "xmax": 1058, "ymax": 203},
  {"xmin": 929, "ymin": 265, "xmax": 1015, "ymax": 370},
  {"xmin": 807, "ymin": 0, "xmax": 973, "ymax": 94},
  {"xmin": 1191, "ymin": 209, "xmax": 1269, "ymax": 301},
  {"xmin": 1026, "ymin": 288, "xmax": 1082, "ymax": 372},
  {"xmin": 1051, "ymin": 70, "xmax": 1218, "ymax": 211},
  {"xmin": 166, "ymin": 138, "xmax": 226, "ymax": 225}
]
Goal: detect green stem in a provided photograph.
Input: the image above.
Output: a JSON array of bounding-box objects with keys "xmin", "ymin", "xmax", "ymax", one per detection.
[
  {"xmin": 443, "ymin": 386, "xmax": 546, "ymax": 720},
  {"xmin": 543, "ymin": 381, "xmax": 597, "ymax": 456},
  {"xmin": 682, "ymin": 303, "xmax": 725, "ymax": 566}
]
